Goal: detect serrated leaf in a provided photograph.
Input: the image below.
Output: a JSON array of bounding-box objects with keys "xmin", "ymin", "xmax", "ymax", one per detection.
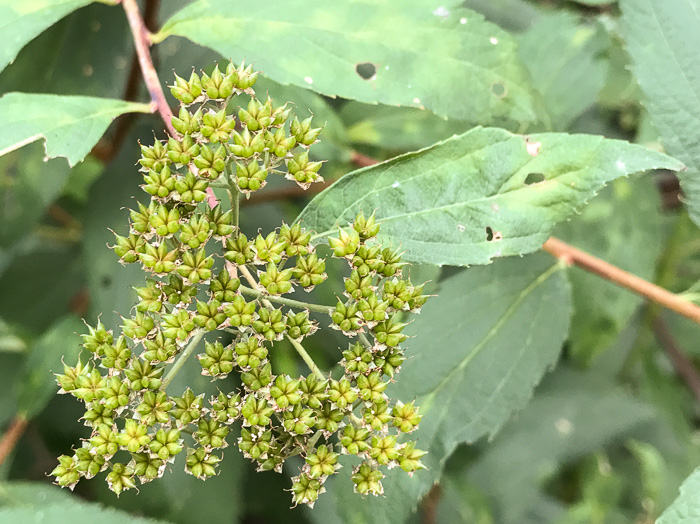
[
  {"xmin": 518, "ymin": 12, "xmax": 610, "ymax": 130},
  {"xmin": 311, "ymin": 253, "xmax": 571, "ymax": 523},
  {"xmin": 297, "ymin": 127, "xmax": 683, "ymax": 266},
  {"xmin": 0, "ymin": 93, "xmax": 151, "ymax": 166},
  {"xmin": 620, "ymin": 0, "xmax": 700, "ymax": 227},
  {"xmin": 0, "ymin": 0, "xmax": 97, "ymax": 74},
  {"xmin": 658, "ymin": 467, "xmax": 700, "ymax": 524},
  {"xmin": 155, "ymin": 0, "xmax": 539, "ymax": 125},
  {"xmin": 16, "ymin": 315, "xmax": 83, "ymax": 419}
]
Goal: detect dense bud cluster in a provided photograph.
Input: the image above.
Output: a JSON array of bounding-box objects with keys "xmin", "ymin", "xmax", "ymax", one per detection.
[{"xmin": 53, "ymin": 62, "xmax": 429, "ymax": 507}]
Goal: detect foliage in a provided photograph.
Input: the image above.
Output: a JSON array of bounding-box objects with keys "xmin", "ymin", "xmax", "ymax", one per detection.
[{"xmin": 0, "ymin": 0, "xmax": 700, "ymax": 522}]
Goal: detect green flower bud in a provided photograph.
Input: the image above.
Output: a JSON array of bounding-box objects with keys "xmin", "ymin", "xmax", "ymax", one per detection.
[
  {"xmin": 89, "ymin": 424, "xmax": 119, "ymax": 457},
  {"xmin": 135, "ymin": 390, "xmax": 173, "ymax": 426},
  {"xmin": 305, "ymin": 444, "xmax": 339, "ymax": 478},
  {"xmin": 286, "ymin": 310, "xmax": 313, "ymax": 340},
  {"xmin": 129, "ymin": 201, "xmax": 154, "ymax": 234},
  {"xmin": 169, "ymin": 71, "xmax": 202, "ymax": 104},
  {"xmin": 75, "ymin": 444, "xmax": 106, "ymax": 479},
  {"xmin": 327, "ymin": 378, "xmax": 358, "ymax": 409},
  {"xmin": 143, "ymin": 164, "xmax": 176, "ymax": 199},
  {"xmin": 178, "ymin": 248, "xmax": 214, "ymax": 283},
  {"xmin": 372, "ymin": 317, "xmax": 408, "ymax": 347},
  {"xmin": 286, "ymin": 150, "xmax": 322, "ymax": 186},
  {"xmin": 235, "ymin": 160, "xmax": 268, "ymax": 192},
  {"xmin": 175, "ymin": 170, "xmax": 210, "ymax": 202},
  {"xmin": 162, "ymin": 274, "xmax": 197, "ymax": 305},
  {"xmin": 195, "ymin": 418, "xmax": 229, "ymax": 449},
  {"xmin": 258, "ymin": 262, "xmax": 294, "ymax": 295},
  {"xmin": 224, "ymin": 295, "xmax": 257, "ymax": 327},
  {"xmin": 121, "ymin": 311, "xmax": 155, "ymax": 340},
  {"xmin": 353, "ymin": 211, "xmax": 381, "ymax": 240},
  {"xmin": 52, "ymin": 455, "xmax": 80, "ymax": 488},
  {"xmin": 149, "ymin": 428, "xmax": 183, "ymax": 460},
  {"xmin": 201, "ymin": 108, "xmax": 236, "ymax": 143},
  {"xmin": 234, "ymin": 336, "xmax": 268, "ymax": 368},
  {"xmin": 253, "ymin": 231, "xmax": 286, "ymax": 264},
  {"xmin": 240, "ymin": 395, "xmax": 274, "ymax": 427},
  {"xmin": 167, "ymin": 134, "xmax": 200, "ymax": 165},
  {"xmin": 82, "ymin": 403, "xmax": 114, "ymax": 428},
  {"xmin": 209, "ymin": 269, "xmax": 241, "ymax": 302},
  {"xmin": 124, "ymin": 359, "xmax": 163, "ymax": 390},
  {"xmin": 114, "ymin": 231, "xmax": 144, "ymax": 258},
  {"xmin": 282, "ymin": 404, "xmax": 316, "ymax": 435},
  {"xmin": 139, "ymin": 138, "xmax": 170, "ymax": 172},
  {"xmin": 357, "ymin": 371, "xmax": 388, "ymax": 404},
  {"xmin": 279, "ymin": 223, "xmax": 312, "ymax": 256},
  {"xmin": 398, "ymin": 442, "xmax": 427, "ymax": 474},
  {"xmin": 290, "ymin": 115, "xmax": 322, "ymax": 146},
  {"xmin": 238, "ymin": 427, "xmax": 272, "ymax": 460},
  {"xmin": 101, "ymin": 335, "xmax": 131, "ymax": 370},
  {"xmin": 210, "ymin": 392, "xmax": 241, "ymax": 424},
  {"xmin": 100, "ymin": 376, "xmax": 131, "ymax": 410},
  {"xmin": 392, "ymin": 401, "xmax": 422, "ymax": 433},
  {"xmin": 340, "ymin": 425, "xmax": 371, "ymax": 455},
  {"xmin": 351, "ymin": 462, "xmax": 384, "ymax": 496},
  {"xmin": 193, "ymin": 144, "xmax": 226, "ymax": 179},
  {"xmin": 185, "ymin": 447, "xmax": 221, "ymax": 479},
  {"xmin": 81, "ymin": 321, "xmax": 113, "ymax": 355},
  {"xmin": 193, "ymin": 300, "xmax": 226, "ymax": 331},
  {"xmin": 328, "ymin": 227, "xmax": 360, "ymax": 258},
  {"xmin": 225, "ymin": 232, "xmax": 255, "ymax": 266},
  {"xmin": 342, "ymin": 342, "xmax": 373, "ymax": 375},
  {"xmin": 198, "ymin": 340, "xmax": 234, "ymax": 377},
  {"xmin": 331, "ymin": 300, "xmax": 362, "ymax": 333},
  {"xmin": 358, "ymin": 293, "xmax": 388, "ymax": 324},
  {"xmin": 291, "ymin": 473, "xmax": 322, "ymax": 507},
  {"xmin": 131, "ymin": 452, "xmax": 165, "ymax": 482},
  {"xmin": 270, "ymin": 374, "xmax": 302, "ymax": 410},
  {"xmin": 139, "ymin": 241, "xmax": 179, "ymax": 274},
  {"xmin": 252, "ymin": 307, "xmax": 286, "ymax": 341},
  {"xmin": 171, "ymin": 106, "xmax": 202, "ymax": 135},
  {"xmin": 363, "ymin": 399, "xmax": 392, "ymax": 431},
  {"xmin": 205, "ymin": 204, "xmax": 235, "ymax": 237},
  {"xmin": 171, "ymin": 388, "xmax": 204, "ymax": 426},
  {"xmin": 293, "ymin": 253, "xmax": 327, "ymax": 289},
  {"xmin": 106, "ymin": 462, "xmax": 137, "ymax": 495},
  {"xmin": 116, "ymin": 419, "xmax": 150, "ymax": 453},
  {"xmin": 142, "ymin": 331, "xmax": 178, "ymax": 363},
  {"xmin": 299, "ymin": 374, "xmax": 329, "ymax": 409},
  {"xmin": 313, "ymin": 403, "xmax": 344, "ymax": 434},
  {"xmin": 264, "ymin": 127, "xmax": 296, "ymax": 157},
  {"xmin": 149, "ymin": 204, "xmax": 181, "ymax": 237},
  {"xmin": 161, "ymin": 308, "xmax": 195, "ymax": 340},
  {"xmin": 134, "ymin": 279, "xmax": 163, "ymax": 313},
  {"xmin": 344, "ymin": 269, "xmax": 373, "ymax": 300},
  {"xmin": 241, "ymin": 362, "xmax": 272, "ymax": 390},
  {"xmin": 369, "ymin": 435, "xmax": 399, "ymax": 465},
  {"xmin": 230, "ymin": 127, "xmax": 265, "ymax": 157}
]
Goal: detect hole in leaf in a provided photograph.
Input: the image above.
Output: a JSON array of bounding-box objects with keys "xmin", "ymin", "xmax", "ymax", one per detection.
[
  {"xmin": 486, "ymin": 227, "xmax": 494, "ymax": 241},
  {"xmin": 525, "ymin": 173, "xmax": 545, "ymax": 185},
  {"xmin": 356, "ymin": 62, "xmax": 377, "ymax": 80},
  {"xmin": 491, "ymin": 82, "xmax": 506, "ymax": 98}
]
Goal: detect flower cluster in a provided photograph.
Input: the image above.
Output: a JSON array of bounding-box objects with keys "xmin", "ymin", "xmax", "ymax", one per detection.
[{"xmin": 52, "ymin": 62, "xmax": 428, "ymax": 507}]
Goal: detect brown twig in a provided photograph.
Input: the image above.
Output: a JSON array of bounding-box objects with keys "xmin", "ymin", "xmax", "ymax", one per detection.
[
  {"xmin": 653, "ymin": 317, "xmax": 700, "ymax": 403},
  {"xmin": 0, "ymin": 415, "xmax": 28, "ymax": 467},
  {"xmin": 121, "ymin": 0, "xmax": 176, "ymax": 137},
  {"xmin": 543, "ymin": 237, "xmax": 700, "ymax": 325}
]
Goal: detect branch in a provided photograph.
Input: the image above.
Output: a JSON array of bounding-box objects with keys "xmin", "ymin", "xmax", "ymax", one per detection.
[
  {"xmin": 653, "ymin": 317, "xmax": 700, "ymax": 403},
  {"xmin": 543, "ymin": 237, "xmax": 700, "ymax": 325},
  {"xmin": 0, "ymin": 415, "xmax": 28, "ymax": 467},
  {"xmin": 121, "ymin": 0, "xmax": 176, "ymax": 137}
]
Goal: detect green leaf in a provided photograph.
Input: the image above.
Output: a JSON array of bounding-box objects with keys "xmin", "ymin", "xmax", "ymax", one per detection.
[
  {"xmin": 16, "ymin": 315, "xmax": 83, "ymax": 419},
  {"xmin": 0, "ymin": 3, "xmax": 133, "ymax": 99},
  {"xmin": 155, "ymin": 0, "xmax": 540, "ymax": 125},
  {"xmin": 0, "ymin": 481, "xmax": 73, "ymax": 507},
  {"xmin": 518, "ymin": 12, "xmax": 610, "ymax": 130},
  {"xmin": 555, "ymin": 177, "xmax": 664, "ymax": 364},
  {"xmin": 0, "ymin": 93, "xmax": 151, "ymax": 166},
  {"xmin": 0, "ymin": 0, "xmax": 96, "ymax": 74},
  {"xmin": 0, "ymin": 499, "xmax": 172, "ymax": 524},
  {"xmin": 620, "ymin": 0, "xmax": 700, "ymax": 227},
  {"xmin": 297, "ymin": 127, "xmax": 683, "ymax": 266},
  {"xmin": 460, "ymin": 367, "xmax": 655, "ymax": 522},
  {"xmin": 658, "ymin": 467, "xmax": 700, "ymax": 524},
  {"xmin": 312, "ymin": 253, "xmax": 572, "ymax": 523},
  {"xmin": 0, "ymin": 142, "xmax": 72, "ymax": 247},
  {"xmin": 0, "ymin": 318, "xmax": 26, "ymax": 354},
  {"xmin": 341, "ymin": 102, "xmax": 468, "ymax": 151},
  {"xmin": 568, "ymin": 0, "xmax": 616, "ymax": 5}
]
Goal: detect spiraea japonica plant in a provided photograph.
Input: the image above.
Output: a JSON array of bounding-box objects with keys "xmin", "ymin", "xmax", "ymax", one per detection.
[{"xmin": 51, "ymin": 62, "xmax": 429, "ymax": 507}]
